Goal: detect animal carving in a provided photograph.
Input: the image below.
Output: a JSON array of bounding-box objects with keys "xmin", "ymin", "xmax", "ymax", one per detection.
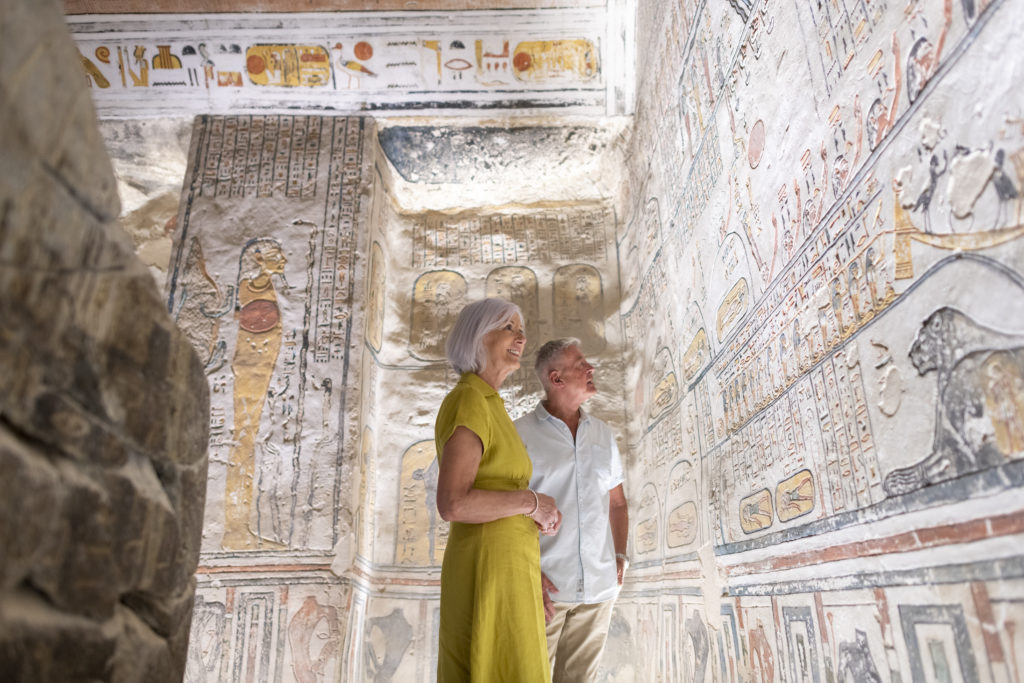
[{"xmin": 883, "ymin": 307, "xmax": 1024, "ymax": 495}]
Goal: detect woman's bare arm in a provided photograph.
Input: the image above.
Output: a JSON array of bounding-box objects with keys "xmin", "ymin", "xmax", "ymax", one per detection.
[{"xmin": 437, "ymin": 426, "xmax": 561, "ymax": 533}]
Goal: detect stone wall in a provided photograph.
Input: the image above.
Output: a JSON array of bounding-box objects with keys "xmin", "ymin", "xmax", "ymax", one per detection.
[
  {"xmin": 0, "ymin": 0, "xmax": 210, "ymax": 680},
  {"xmin": 616, "ymin": 0, "xmax": 1024, "ymax": 680},
  {"xmin": 159, "ymin": 0, "xmax": 1024, "ymax": 680},
  {"xmin": 169, "ymin": 114, "xmax": 373, "ymax": 681},
  {"xmin": 169, "ymin": 113, "xmax": 628, "ymax": 681}
]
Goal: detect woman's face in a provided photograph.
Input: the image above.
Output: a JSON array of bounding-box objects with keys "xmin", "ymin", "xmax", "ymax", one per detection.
[{"xmin": 482, "ymin": 313, "xmax": 526, "ymax": 375}]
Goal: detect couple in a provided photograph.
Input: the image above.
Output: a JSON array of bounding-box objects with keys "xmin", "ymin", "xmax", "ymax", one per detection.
[{"xmin": 435, "ymin": 298, "xmax": 629, "ymax": 682}]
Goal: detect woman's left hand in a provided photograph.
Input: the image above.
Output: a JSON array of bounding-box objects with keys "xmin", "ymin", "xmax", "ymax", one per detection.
[{"xmin": 531, "ymin": 493, "xmax": 562, "ymax": 536}]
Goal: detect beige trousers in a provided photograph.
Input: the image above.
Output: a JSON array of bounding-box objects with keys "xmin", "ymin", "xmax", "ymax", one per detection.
[{"xmin": 545, "ymin": 599, "xmax": 616, "ymax": 682}]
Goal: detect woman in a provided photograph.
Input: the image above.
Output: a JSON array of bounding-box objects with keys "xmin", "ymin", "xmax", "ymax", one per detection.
[{"xmin": 435, "ymin": 297, "xmax": 562, "ymax": 682}]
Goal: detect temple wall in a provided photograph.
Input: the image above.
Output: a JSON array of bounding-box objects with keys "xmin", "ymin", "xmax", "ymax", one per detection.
[
  {"xmin": 167, "ymin": 115, "xmax": 371, "ymax": 681},
  {"xmin": 169, "ymin": 113, "xmax": 630, "ymax": 680},
  {"xmin": 163, "ymin": 0, "xmax": 1024, "ymax": 680},
  {"xmin": 615, "ymin": 0, "xmax": 1024, "ymax": 681}
]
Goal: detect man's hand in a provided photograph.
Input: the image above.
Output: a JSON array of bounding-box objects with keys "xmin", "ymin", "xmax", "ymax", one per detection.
[{"xmin": 541, "ymin": 572, "xmax": 558, "ymax": 624}]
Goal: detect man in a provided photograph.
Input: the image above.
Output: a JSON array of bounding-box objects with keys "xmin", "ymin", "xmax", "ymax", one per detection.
[{"xmin": 515, "ymin": 338, "xmax": 629, "ymax": 682}]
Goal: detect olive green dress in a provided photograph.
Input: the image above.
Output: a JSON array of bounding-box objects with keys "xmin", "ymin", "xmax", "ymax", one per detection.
[{"xmin": 434, "ymin": 372, "xmax": 551, "ymax": 683}]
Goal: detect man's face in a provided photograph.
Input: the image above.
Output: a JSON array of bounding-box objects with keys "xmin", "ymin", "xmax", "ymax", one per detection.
[{"xmin": 553, "ymin": 345, "xmax": 597, "ymax": 403}]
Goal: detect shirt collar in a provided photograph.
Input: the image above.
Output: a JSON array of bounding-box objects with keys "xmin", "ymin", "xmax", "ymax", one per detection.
[
  {"xmin": 461, "ymin": 372, "xmax": 498, "ymax": 397},
  {"xmin": 534, "ymin": 399, "xmax": 590, "ymax": 424}
]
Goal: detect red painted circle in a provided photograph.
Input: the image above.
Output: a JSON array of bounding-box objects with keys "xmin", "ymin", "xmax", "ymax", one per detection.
[
  {"xmin": 239, "ymin": 299, "xmax": 280, "ymax": 333},
  {"xmin": 513, "ymin": 51, "xmax": 532, "ymax": 72},
  {"xmin": 748, "ymin": 119, "xmax": 765, "ymax": 169},
  {"xmin": 246, "ymin": 54, "xmax": 266, "ymax": 75},
  {"xmin": 354, "ymin": 41, "xmax": 373, "ymax": 61}
]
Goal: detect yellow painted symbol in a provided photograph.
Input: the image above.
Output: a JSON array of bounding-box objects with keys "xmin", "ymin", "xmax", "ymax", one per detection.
[
  {"xmin": 667, "ymin": 501, "xmax": 698, "ymax": 548},
  {"xmin": 410, "ymin": 271, "xmax": 468, "ymax": 361},
  {"xmin": 152, "ymin": 45, "xmax": 182, "ymax": 69},
  {"xmin": 739, "ymin": 489, "xmax": 773, "ymax": 534},
  {"xmin": 486, "ymin": 266, "xmax": 539, "ymax": 356},
  {"xmin": 682, "ymin": 329, "xmax": 709, "ymax": 382},
  {"xmin": 246, "ymin": 44, "xmax": 331, "ymax": 87},
  {"xmin": 775, "ymin": 469, "xmax": 815, "ymax": 522},
  {"xmin": 396, "ymin": 441, "xmax": 448, "ymax": 566},
  {"xmin": 717, "ymin": 279, "xmax": 749, "ymax": 340},
  {"xmin": 512, "ymin": 39, "xmax": 599, "ymax": 82},
  {"xmin": 80, "ymin": 53, "xmax": 109, "ymax": 88}
]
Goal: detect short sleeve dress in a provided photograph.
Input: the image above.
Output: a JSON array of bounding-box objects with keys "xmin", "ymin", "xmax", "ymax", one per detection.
[{"xmin": 434, "ymin": 372, "xmax": 551, "ymax": 683}]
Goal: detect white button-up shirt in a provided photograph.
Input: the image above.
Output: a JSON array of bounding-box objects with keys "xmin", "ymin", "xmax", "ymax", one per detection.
[{"xmin": 515, "ymin": 401, "xmax": 624, "ymax": 604}]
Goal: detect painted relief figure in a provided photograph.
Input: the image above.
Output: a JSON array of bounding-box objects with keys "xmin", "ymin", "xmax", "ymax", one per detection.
[
  {"xmin": 410, "ymin": 270, "xmax": 467, "ymax": 360},
  {"xmin": 173, "ymin": 236, "xmax": 233, "ymax": 373},
  {"xmin": 396, "ymin": 440, "xmax": 446, "ymax": 566},
  {"xmin": 119, "ymin": 45, "xmax": 149, "ymax": 87},
  {"xmin": 224, "ymin": 237, "xmax": 288, "ymax": 550},
  {"xmin": 837, "ymin": 629, "xmax": 882, "ymax": 683},
  {"xmin": 288, "ymin": 596, "xmax": 342, "ymax": 683},
  {"xmin": 884, "ymin": 306, "xmax": 1024, "ymax": 495},
  {"xmin": 331, "ymin": 42, "xmax": 378, "ymax": 90},
  {"xmin": 748, "ymin": 621, "xmax": 776, "ymax": 683},
  {"xmin": 364, "ymin": 608, "xmax": 413, "ymax": 682},
  {"xmin": 684, "ymin": 611, "xmax": 710, "ymax": 682},
  {"xmin": 866, "ymin": 35, "xmax": 902, "ymax": 151},
  {"xmin": 184, "ymin": 596, "xmax": 227, "ymax": 682},
  {"xmin": 254, "ymin": 376, "xmax": 297, "ymax": 547},
  {"xmin": 894, "ymin": 140, "xmax": 1024, "ymax": 250},
  {"xmin": 832, "ymin": 96, "xmax": 864, "ymax": 199},
  {"xmin": 906, "ymin": 0, "xmax": 953, "ymax": 105},
  {"xmin": 486, "ymin": 266, "xmax": 539, "ymax": 356},
  {"xmin": 553, "ymin": 264, "xmax": 605, "ymax": 352}
]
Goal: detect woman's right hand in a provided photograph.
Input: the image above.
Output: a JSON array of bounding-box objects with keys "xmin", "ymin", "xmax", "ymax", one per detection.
[{"xmin": 530, "ymin": 493, "xmax": 561, "ymax": 536}]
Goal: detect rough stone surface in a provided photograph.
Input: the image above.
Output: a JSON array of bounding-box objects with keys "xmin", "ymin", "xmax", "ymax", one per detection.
[{"xmin": 0, "ymin": 0, "xmax": 209, "ymax": 680}]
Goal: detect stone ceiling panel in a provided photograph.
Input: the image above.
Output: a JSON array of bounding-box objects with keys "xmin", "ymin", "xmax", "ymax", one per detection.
[
  {"xmin": 65, "ymin": 1, "xmax": 601, "ymax": 13},
  {"xmin": 69, "ymin": 7, "xmax": 632, "ymax": 117}
]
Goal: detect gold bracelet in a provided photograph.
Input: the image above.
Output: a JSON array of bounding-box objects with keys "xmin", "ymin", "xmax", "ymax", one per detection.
[{"xmin": 524, "ymin": 489, "xmax": 539, "ymax": 517}]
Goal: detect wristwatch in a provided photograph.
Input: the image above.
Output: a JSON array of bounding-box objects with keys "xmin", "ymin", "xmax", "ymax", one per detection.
[{"xmin": 615, "ymin": 553, "xmax": 630, "ymax": 568}]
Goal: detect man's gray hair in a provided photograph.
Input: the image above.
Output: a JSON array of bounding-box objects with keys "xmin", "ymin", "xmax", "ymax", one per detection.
[
  {"xmin": 445, "ymin": 298, "xmax": 523, "ymax": 375},
  {"xmin": 534, "ymin": 337, "xmax": 581, "ymax": 389}
]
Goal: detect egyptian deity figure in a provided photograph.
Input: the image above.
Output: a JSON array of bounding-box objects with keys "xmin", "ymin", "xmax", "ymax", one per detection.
[{"xmin": 224, "ymin": 238, "xmax": 288, "ymax": 550}]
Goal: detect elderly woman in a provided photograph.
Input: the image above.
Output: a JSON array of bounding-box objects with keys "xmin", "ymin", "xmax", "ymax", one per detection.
[{"xmin": 435, "ymin": 297, "xmax": 562, "ymax": 682}]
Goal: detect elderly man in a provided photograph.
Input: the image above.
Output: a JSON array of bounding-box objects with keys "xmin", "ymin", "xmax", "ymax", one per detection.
[{"xmin": 515, "ymin": 338, "xmax": 629, "ymax": 682}]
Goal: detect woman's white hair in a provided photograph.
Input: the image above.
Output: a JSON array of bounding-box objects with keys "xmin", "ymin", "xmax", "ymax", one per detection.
[{"xmin": 446, "ymin": 298, "xmax": 523, "ymax": 375}]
